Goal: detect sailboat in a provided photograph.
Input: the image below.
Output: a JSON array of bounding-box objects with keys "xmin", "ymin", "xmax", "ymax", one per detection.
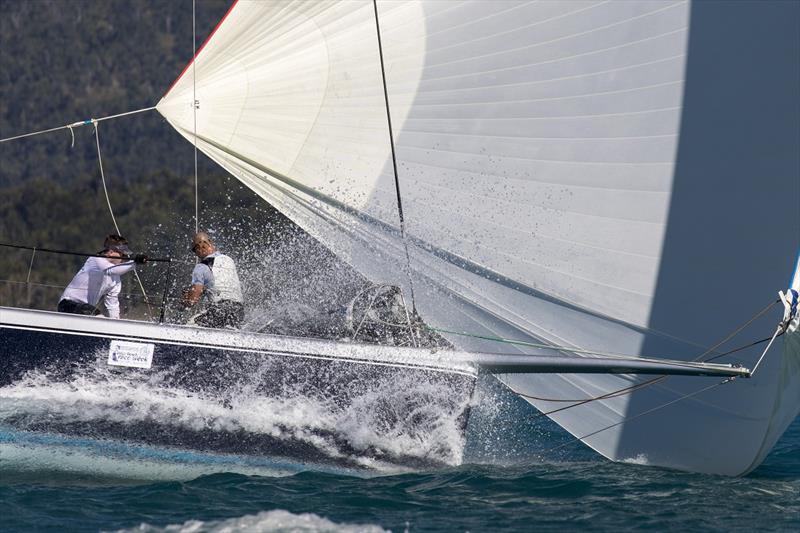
[{"xmin": 1, "ymin": 0, "xmax": 798, "ymax": 476}]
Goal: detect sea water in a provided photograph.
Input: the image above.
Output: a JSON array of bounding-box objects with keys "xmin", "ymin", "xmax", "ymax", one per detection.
[{"xmin": 0, "ymin": 362, "xmax": 798, "ymax": 532}]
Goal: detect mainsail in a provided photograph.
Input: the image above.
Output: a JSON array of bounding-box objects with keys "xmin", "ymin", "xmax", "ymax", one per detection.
[{"xmin": 157, "ymin": 0, "xmax": 800, "ymax": 475}]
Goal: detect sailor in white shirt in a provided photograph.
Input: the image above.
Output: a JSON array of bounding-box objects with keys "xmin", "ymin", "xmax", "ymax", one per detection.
[
  {"xmin": 58, "ymin": 236, "xmax": 144, "ymax": 318},
  {"xmin": 182, "ymin": 232, "xmax": 245, "ymax": 328}
]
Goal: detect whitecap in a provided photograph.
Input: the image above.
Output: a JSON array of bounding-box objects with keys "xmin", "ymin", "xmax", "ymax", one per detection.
[{"xmin": 107, "ymin": 509, "xmax": 390, "ymax": 533}]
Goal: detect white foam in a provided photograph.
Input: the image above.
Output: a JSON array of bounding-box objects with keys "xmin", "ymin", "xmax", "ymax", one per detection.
[
  {"xmin": 0, "ymin": 441, "xmax": 295, "ymax": 482},
  {"xmin": 0, "ymin": 350, "xmax": 470, "ymax": 470},
  {"xmin": 107, "ymin": 509, "xmax": 390, "ymax": 533},
  {"xmin": 621, "ymin": 453, "xmax": 651, "ymax": 466}
]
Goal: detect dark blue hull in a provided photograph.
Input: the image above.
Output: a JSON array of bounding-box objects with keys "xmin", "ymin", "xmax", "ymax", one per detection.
[{"xmin": 0, "ymin": 308, "xmax": 478, "ymax": 471}]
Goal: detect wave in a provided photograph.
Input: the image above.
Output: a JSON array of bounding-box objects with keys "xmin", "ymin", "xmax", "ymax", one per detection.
[
  {"xmin": 0, "ymin": 346, "xmax": 471, "ymax": 475},
  {"xmin": 106, "ymin": 509, "xmax": 389, "ymax": 533}
]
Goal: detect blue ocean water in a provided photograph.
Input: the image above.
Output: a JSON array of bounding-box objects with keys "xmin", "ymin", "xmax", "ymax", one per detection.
[{"xmin": 1, "ymin": 394, "xmax": 797, "ymax": 532}]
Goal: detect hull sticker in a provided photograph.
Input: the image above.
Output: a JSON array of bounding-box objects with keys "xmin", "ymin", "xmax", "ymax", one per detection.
[{"xmin": 108, "ymin": 340, "xmax": 155, "ymax": 369}]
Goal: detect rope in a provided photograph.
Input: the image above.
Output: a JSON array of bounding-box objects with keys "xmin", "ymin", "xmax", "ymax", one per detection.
[
  {"xmin": 702, "ymin": 334, "xmax": 776, "ymax": 363},
  {"xmin": 518, "ymin": 376, "xmax": 665, "ymax": 407},
  {"xmin": 428, "ymin": 326, "xmax": 672, "ymax": 360},
  {"xmin": 25, "ymin": 247, "xmax": 36, "ymax": 283},
  {"xmin": 508, "ymin": 303, "xmax": 783, "ymax": 442},
  {"xmin": 694, "ymin": 299, "xmax": 778, "ymax": 362},
  {"xmin": 431, "ymin": 299, "xmax": 780, "ymax": 362},
  {"xmin": 397, "ymin": 290, "xmax": 419, "ymax": 347},
  {"xmin": 352, "ymin": 287, "xmax": 382, "ymax": 341},
  {"xmin": 93, "ymin": 122, "xmax": 153, "ymax": 318},
  {"xmin": 467, "ymin": 298, "xmax": 781, "ymax": 410},
  {"xmin": 542, "ymin": 378, "xmax": 733, "ymax": 454},
  {"xmin": 749, "ymin": 326, "xmax": 783, "ymax": 376},
  {"xmin": 94, "ymin": 122, "xmax": 121, "ymax": 236},
  {"xmin": 372, "ymin": 0, "xmax": 417, "ymax": 313},
  {"xmin": 0, "ymin": 106, "xmax": 156, "ymax": 144}
]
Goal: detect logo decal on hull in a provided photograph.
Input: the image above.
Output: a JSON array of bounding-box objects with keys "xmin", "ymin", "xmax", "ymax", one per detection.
[{"xmin": 108, "ymin": 340, "xmax": 155, "ymax": 369}]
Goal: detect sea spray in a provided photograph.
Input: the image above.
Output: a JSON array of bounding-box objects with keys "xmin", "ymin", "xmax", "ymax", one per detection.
[{"xmin": 0, "ymin": 344, "xmax": 474, "ymax": 474}]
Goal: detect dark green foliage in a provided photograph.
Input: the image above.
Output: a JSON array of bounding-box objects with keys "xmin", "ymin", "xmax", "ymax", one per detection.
[
  {"xmin": 0, "ymin": 0, "xmax": 348, "ymax": 316},
  {"xmin": 0, "ymin": 1, "xmax": 382, "ymax": 331},
  {"xmin": 0, "ymin": 0, "xmax": 231, "ymax": 186},
  {"xmin": 0, "ymin": 168, "xmax": 286, "ymax": 313}
]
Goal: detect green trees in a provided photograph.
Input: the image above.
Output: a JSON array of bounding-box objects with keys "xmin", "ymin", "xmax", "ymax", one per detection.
[
  {"xmin": 0, "ymin": 169, "xmax": 282, "ymax": 313},
  {"xmin": 0, "ymin": 0, "xmax": 273, "ymax": 313},
  {"xmin": 0, "ymin": 1, "xmax": 370, "ymax": 327},
  {"xmin": 0, "ymin": 0, "xmax": 231, "ymax": 187}
]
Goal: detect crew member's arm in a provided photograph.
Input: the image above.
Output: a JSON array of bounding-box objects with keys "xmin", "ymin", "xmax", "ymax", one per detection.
[
  {"xmin": 182, "ymin": 263, "xmax": 211, "ymax": 308},
  {"xmin": 103, "ymin": 259, "xmax": 136, "ymax": 276},
  {"xmin": 182, "ymin": 283, "xmax": 205, "ymax": 307},
  {"xmin": 96, "ymin": 252, "xmax": 138, "ymax": 277},
  {"xmin": 104, "ymin": 280, "xmax": 122, "ymax": 319}
]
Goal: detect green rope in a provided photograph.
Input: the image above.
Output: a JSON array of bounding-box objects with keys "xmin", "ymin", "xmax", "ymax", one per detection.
[
  {"xmin": 425, "ymin": 325, "xmax": 636, "ymax": 359},
  {"xmin": 427, "ymin": 299, "xmax": 779, "ymax": 362}
]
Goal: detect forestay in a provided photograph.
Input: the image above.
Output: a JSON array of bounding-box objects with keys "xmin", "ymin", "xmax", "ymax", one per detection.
[{"xmin": 157, "ymin": 0, "xmax": 800, "ymax": 475}]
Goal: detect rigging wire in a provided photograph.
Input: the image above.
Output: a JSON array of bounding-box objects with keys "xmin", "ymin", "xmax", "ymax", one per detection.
[
  {"xmin": 25, "ymin": 247, "xmax": 37, "ymax": 284},
  {"xmin": 492, "ymin": 299, "xmax": 781, "ymax": 411},
  {"xmin": 506, "ymin": 301, "xmax": 785, "ymax": 455},
  {"xmin": 372, "ymin": 0, "xmax": 417, "ymax": 313},
  {"xmin": 749, "ymin": 325, "xmax": 784, "ymax": 376},
  {"xmin": 541, "ymin": 378, "xmax": 733, "ymax": 455},
  {"xmin": 515, "ymin": 331, "xmax": 776, "ymax": 413},
  {"xmin": 0, "ymin": 278, "xmax": 165, "ymax": 306},
  {"xmin": 693, "ymin": 299, "xmax": 779, "ymax": 362},
  {"xmin": 429, "ymin": 300, "xmax": 779, "ymax": 363},
  {"xmin": 428, "ymin": 326, "xmax": 666, "ymax": 360},
  {"xmin": 0, "ymin": 106, "xmax": 156, "ymax": 144}
]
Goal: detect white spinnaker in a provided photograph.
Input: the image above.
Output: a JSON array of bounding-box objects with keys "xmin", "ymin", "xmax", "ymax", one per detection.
[
  {"xmin": 159, "ymin": 0, "xmax": 681, "ymax": 337},
  {"xmin": 157, "ymin": 0, "xmax": 800, "ymax": 475}
]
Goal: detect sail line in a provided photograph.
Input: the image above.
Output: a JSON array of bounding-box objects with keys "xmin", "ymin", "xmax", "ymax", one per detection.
[
  {"xmin": 543, "ymin": 378, "xmax": 733, "ymax": 455},
  {"xmin": 372, "ymin": 0, "xmax": 417, "ymax": 314},
  {"xmin": 92, "ymin": 121, "xmax": 152, "ymax": 316}
]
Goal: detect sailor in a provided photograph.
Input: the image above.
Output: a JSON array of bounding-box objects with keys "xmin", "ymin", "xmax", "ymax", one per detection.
[
  {"xmin": 58, "ymin": 235, "xmax": 147, "ymax": 318},
  {"xmin": 182, "ymin": 231, "xmax": 245, "ymax": 328}
]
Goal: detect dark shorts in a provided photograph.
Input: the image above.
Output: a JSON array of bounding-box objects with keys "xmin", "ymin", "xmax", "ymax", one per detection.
[
  {"xmin": 57, "ymin": 299, "xmax": 100, "ymax": 316},
  {"xmin": 194, "ymin": 300, "xmax": 245, "ymax": 329}
]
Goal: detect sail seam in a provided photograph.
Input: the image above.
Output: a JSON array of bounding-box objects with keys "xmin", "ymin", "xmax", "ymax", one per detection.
[
  {"xmin": 407, "ymin": 53, "xmax": 687, "ymax": 96},
  {"xmin": 181, "ymin": 128, "xmax": 707, "ymax": 346}
]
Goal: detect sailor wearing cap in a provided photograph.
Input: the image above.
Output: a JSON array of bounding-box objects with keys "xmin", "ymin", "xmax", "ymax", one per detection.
[{"xmin": 57, "ymin": 234, "xmax": 147, "ymax": 318}]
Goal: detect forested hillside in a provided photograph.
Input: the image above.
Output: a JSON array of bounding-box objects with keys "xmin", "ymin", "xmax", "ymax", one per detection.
[
  {"xmin": 0, "ymin": 0, "xmax": 229, "ymax": 186},
  {"xmin": 0, "ymin": 0, "xmax": 368, "ymax": 326}
]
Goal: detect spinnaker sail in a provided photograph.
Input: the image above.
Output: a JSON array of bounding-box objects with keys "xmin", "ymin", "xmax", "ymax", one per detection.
[{"xmin": 156, "ymin": 0, "xmax": 800, "ymax": 475}]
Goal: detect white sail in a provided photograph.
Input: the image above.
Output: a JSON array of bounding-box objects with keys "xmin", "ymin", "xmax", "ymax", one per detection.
[{"xmin": 157, "ymin": 0, "xmax": 800, "ymax": 475}]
